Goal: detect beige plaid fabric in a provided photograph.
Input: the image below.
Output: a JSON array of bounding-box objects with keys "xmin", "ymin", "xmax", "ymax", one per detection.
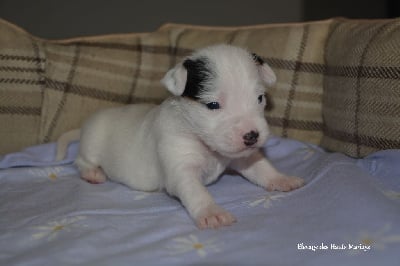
[
  {"xmin": 322, "ymin": 18, "xmax": 400, "ymax": 157},
  {"xmin": 1, "ymin": 18, "xmax": 333, "ymax": 155},
  {"xmin": 0, "ymin": 20, "xmax": 45, "ymax": 154},
  {"xmin": 41, "ymin": 33, "xmax": 159, "ymax": 143}
]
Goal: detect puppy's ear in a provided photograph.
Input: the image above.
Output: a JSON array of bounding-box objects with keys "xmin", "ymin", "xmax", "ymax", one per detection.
[
  {"xmin": 251, "ymin": 53, "xmax": 277, "ymax": 86},
  {"xmin": 161, "ymin": 63, "xmax": 188, "ymax": 96}
]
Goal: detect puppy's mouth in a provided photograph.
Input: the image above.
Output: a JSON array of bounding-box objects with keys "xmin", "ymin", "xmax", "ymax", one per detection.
[{"xmin": 218, "ymin": 145, "xmax": 260, "ymax": 159}]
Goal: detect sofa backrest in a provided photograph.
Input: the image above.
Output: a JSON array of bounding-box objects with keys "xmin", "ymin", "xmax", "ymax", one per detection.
[
  {"xmin": 1, "ymin": 18, "xmax": 399, "ymax": 158},
  {"xmin": 322, "ymin": 18, "xmax": 400, "ymax": 157}
]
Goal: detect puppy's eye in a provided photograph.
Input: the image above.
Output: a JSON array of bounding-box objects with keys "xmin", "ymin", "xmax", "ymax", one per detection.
[
  {"xmin": 258, "ymin": 94, "xmax": 264, "ymax": 104},
  {"xmin": 205, "ymin": 102, "xmax": 220, "ymax": 110}
]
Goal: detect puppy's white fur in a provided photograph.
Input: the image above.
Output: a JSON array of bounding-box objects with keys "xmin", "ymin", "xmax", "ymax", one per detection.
[{"xmin": 57, "ymin": 44, "xmax": 304, "ymax": 229}]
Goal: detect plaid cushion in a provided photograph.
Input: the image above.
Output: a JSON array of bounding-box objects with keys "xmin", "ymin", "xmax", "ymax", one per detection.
[
  {"xmin": 0, "ymin": 18, "xmax": 333, "ymax": 155},
  {"xmin": 40, "ymin": 33, "xmax": 165, "ymax": 143},
  {"xmin": 0, "ymin": 19, "xmax": 45, "ymax": 154},
  {"xmin": 321, "ymin": 18, "xmax": 400, "ymax": 157},
  {"xmin": 44, "ymin": 21, "xmax": 333, "ymax": 147}
]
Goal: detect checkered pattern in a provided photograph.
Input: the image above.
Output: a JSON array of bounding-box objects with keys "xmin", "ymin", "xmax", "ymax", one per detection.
[
  {"xmin": 3, "ymin": 18, "xmax": 399, "ymax": 158},
  {"xmin": 0, "ymin": 20, "xmax": 45, "ymax": 154},
  {"xmin": 322, "ymin": 18, "xmax": 400, "ymax": 157},
  {"xmin": 1, "ymin": 18, "xmax": 334, "ymax": 155}
]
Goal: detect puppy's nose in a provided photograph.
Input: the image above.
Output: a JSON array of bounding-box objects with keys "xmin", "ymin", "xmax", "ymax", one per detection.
[{"xmin": 243, "ymin": 130, "xmax": 259, "ymax": 146}]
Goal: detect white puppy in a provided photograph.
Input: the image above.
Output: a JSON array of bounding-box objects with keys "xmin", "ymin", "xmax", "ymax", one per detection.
[{"xmin": 56, "ymin": 44, "xmax": 305, "ymax": 229}]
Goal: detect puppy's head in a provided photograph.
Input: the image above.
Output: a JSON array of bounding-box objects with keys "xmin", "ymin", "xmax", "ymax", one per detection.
[{"xmin": 161, "ymin": 44, "xmax": 276, "ymax": 158}]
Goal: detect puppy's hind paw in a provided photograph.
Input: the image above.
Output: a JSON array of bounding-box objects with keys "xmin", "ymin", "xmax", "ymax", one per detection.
[
  {"xmin": 265, "ymin": 175, "xmax": 305, "ymax": 192},
  {"xmin": 81, "ymin": 168, "xmax": 107, "ymax": 184},
  {"xmin": 195, "ymin": 204, "xmax": 236, "ymax": 230}
]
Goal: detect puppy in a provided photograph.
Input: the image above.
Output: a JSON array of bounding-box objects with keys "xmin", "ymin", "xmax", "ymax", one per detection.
[{"xmin": 56, "ymin": 44, "xmax": 305, "ymax": 229}]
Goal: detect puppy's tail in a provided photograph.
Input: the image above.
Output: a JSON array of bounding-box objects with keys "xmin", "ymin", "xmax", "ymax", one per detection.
[{"xmin": 56, "ymin": 129, "xmax": 81, "ymax": 161}]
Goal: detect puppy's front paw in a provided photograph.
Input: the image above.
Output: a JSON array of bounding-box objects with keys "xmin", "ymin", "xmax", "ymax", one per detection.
[
  {"xmin": 196, "ymin": 204, "xmax": 236, "ymax": 230},
  {"xmin": 265, "ymin": 175, "xmax": 305, "ymax": 192}
]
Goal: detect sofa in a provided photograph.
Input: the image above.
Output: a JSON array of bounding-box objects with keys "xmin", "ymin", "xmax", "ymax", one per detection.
[{"xmin": 1, "ymin": 18, "xmax": 399, "ymax": 265}]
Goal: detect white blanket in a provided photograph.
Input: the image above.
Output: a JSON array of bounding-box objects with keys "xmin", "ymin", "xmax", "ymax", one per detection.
[{"xmin": 1, "ymin": 137, "xmax": 399, "ymax": 265}]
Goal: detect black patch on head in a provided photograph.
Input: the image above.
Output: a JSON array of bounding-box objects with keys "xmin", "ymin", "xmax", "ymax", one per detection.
[
  {"xmin": 251, "ymin": 53, "xmax": 264, "ymax": 65},
  {"xmin": 182, "ymin": 57, "xmax": 213, "ymax": 100}
]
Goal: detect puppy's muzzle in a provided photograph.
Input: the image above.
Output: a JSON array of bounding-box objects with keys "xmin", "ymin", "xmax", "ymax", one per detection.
[{"xmin": 243, "ymin": 130, "xmax": 259, "ymax": 146}]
